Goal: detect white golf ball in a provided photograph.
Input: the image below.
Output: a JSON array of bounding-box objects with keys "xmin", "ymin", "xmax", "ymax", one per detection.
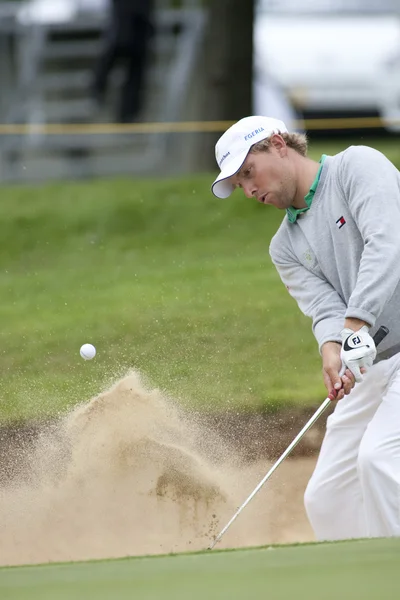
[{"xmin": 80, "ymin": 343, "xmax": 96, "ymax": 360}]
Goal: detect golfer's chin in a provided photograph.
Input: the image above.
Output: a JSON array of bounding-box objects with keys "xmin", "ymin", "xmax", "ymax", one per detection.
[
  {"xmin": 276, "ymin": 197, "xmax": 297, "ymax": 211},
  {"xmin": 265, "ymin": 196, "xmax": 288, "ymax": 210}
]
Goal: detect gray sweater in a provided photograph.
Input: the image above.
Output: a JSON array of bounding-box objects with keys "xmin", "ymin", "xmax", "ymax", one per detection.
[{"xmin": 269, "ymin": 145, "xmax": 400, "ymax": 358}]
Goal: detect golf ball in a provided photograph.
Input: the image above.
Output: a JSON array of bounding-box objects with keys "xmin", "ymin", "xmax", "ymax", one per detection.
[{"xmin": 80, "ymin": 343, "xmax": 96, "ymax": 360}]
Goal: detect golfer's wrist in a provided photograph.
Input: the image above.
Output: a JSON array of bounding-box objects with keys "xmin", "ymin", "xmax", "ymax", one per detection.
[
  {"xmin": 343, "ymin": 317, "xmax": 369, "ymax": 332},
  {"xmin": 321, "ymin": 341, "xmax": 341, "ymax": 357},
  {"xmin": 321, "ymin": 341, "xmax": 341, "ymax": 349}
]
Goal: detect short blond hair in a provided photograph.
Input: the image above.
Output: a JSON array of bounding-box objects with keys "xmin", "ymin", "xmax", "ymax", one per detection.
[{"xmin": 250, "ymin": 131, "xmax": 308, "ymax": 157}]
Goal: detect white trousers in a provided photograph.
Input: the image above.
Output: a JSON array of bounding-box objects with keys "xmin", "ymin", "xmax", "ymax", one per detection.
[{"xmin": 304, "ymin": 353, "xmax": 400, "ymax": 540}]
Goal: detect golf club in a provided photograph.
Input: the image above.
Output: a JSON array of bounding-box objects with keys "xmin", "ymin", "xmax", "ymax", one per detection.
[{"xmin": 208, "ymin": 325, "xmax": 389, "ymax": 550}]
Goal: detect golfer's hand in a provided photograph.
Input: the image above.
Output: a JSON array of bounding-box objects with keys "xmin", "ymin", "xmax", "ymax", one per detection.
[
  {"xmin": 340, "ymin": 325, "xmax": 376, "ymax": 383},
  {"xmin": 321, "ymin": 342, "xmax": 356, "ymax": 401}
]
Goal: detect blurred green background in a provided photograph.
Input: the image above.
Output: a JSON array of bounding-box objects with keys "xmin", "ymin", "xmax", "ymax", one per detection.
[{"xmin": 1, "ymin": 137, "xmax": 398, "ymax": 423}]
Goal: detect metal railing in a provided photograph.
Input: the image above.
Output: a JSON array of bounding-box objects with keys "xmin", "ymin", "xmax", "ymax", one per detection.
[{"xmin": 0, "ymin": 2, "xmax": 207, "ymax": 182}]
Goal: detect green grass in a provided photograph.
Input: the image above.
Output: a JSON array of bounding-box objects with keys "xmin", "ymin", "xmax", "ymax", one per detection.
[
  {"xmin": 1, "ymin": 538, "xmax": 399, "ymax": 599},
  {"xmin": 0, "ymin": 137, "xmax": 398, "ymax": 422}
]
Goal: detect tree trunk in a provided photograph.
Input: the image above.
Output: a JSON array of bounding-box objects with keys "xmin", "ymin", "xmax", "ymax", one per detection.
[
  {"xmin": 203, "ymin": 0, "xmax": 254, "ymax": 120},
  {"xmin": 192, "ymin": 0, "xmax": 255, "ymax": 171}
]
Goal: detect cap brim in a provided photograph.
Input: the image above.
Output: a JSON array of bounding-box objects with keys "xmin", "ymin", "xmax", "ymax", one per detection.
[{"xmin": 211, "ymin": 149, "xmax": 249, "ymax": 198}]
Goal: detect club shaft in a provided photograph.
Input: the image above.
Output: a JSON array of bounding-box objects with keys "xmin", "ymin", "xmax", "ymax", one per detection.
[{"xmin": 209, "ymin": 397, "xmax": 331, "ymax": 549}]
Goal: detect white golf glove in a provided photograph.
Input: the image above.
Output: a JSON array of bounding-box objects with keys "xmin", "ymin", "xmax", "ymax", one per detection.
[{"xmin": 340, "ymin": 325, "xmax": 376, "ymax": 383}]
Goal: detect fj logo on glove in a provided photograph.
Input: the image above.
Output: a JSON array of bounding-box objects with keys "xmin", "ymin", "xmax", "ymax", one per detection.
[{"xmin": 343, "ymin": 335, "xmax": 367, "ymax": 351}]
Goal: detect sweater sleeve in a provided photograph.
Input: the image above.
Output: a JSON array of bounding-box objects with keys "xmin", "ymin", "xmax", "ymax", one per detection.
[
  {"xmin": 340, "ymin": 146, "xmax": 400, "ymax": 326},
  {"xmin": 269, "ymin": 242, "xmax": 347, "ymax": 351}
]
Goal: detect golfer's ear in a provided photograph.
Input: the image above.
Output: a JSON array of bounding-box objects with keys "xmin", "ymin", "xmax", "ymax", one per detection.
[{"xmin": 270, "ymin": 134, "xmax": 287, "ymax": 156}]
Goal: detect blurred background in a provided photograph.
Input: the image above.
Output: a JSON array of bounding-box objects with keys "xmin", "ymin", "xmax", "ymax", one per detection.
[
  {"xmin": 1, "ymin": 0, "xmax": 400, "ymax": 423},
  {"xmin": 0, "ymin": 0, "xmax": 399, "ymax": 183}
]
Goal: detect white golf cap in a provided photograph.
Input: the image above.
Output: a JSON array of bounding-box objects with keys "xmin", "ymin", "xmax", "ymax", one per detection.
[{"xmin": 211, "ymin": 116, "xmax": 288, "ymax": 199}]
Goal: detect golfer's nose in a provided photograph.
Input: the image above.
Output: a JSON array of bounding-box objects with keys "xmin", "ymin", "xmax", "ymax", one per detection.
[{"xmin": 242, "ymin": 182, "xmax": 257, "ymax": 199}]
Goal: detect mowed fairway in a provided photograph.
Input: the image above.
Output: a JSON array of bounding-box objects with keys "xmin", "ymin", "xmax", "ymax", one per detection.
[
  {"xmin": 1, "ymin": 138, "xmax": 398, "ymax": 422},
  {"xmin": 1, "ymin": 539, "xmax": 399, "ymax": 600}
]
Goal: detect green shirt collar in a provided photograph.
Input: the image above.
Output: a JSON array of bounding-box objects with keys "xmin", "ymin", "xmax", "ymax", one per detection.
[{"xmin": 286, "ymin": 154, "xmax": 327, "ymax": 224}]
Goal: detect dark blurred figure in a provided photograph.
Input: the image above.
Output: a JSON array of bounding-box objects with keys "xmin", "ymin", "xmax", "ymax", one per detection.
[{"xmin": 92, "ymin": 0, "xmax": 155, "ymax": 122}]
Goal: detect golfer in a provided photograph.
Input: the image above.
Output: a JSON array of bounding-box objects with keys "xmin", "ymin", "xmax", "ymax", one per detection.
[{"xmin": 211, "ymin": 116, "xmax": 400, "ymax": 541}]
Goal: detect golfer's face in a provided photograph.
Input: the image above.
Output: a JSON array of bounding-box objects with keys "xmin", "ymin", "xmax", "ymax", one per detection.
[{"xmin": 231, "ymin": 146, "xmax": 295, "ymax": 210}]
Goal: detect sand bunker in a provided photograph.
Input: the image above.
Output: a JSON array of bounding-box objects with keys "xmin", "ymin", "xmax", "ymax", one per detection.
[{"xmin": 0, "ymin": 371, "xmax": 314, "ymax": 566}]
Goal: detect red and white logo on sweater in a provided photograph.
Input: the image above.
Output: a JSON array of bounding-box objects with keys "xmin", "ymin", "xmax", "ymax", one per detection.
[{"xmin": 336, "ymin": 216, "xmax": 346, "ymax": 229}]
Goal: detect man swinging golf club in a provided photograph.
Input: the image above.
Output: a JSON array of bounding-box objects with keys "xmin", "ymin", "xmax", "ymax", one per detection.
[{"xmin": 211, "ymin": 116, "xmax": 400, "ymax": 541}]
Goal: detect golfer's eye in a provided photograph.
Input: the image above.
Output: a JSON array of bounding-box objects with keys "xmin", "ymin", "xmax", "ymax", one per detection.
[{"xmin": 243, "ymin": 167, "xmax": 252, "ymax": 178}]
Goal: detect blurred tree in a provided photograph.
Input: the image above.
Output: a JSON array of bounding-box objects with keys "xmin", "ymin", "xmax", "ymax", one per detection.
[
  {"xmin": 191, "ymin": 0, "xmax": 255, "ymax": 170},
  {"xmin": 203, "ymin": 0, "xmax": 254, "ymax": 121}
]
